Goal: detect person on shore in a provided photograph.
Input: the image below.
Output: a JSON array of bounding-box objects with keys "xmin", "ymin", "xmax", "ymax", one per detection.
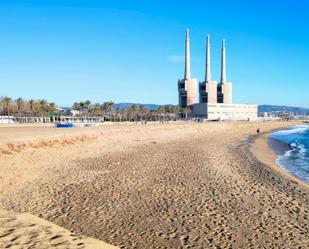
[{"xmin": 256, "ymin": 128, "xmax": 261, "ymax": 135}]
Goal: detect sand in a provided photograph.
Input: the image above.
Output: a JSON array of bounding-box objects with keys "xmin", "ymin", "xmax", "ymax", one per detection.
[
  {"xmin": 0, "ymin": 121, "xmax": 308, "ymax": 248},
  {"xmin": 0, "ymin": 209, "xmax": 117, "ymax": 249}
]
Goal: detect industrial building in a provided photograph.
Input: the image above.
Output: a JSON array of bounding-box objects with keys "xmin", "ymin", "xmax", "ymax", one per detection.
[{"xmin": 178, "ymin": 30, "xmax": 257, "ymax": 120}]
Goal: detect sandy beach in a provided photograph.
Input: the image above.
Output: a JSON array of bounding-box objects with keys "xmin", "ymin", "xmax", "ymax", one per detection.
[{"xmin": 0, "ymin": 121, "xmax": 308, "ymax": 248}]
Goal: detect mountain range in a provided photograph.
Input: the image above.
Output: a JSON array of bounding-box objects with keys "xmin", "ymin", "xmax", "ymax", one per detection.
[{"xmin": 258, "ymin": 105, "xmax": 309, "ymax": 115}]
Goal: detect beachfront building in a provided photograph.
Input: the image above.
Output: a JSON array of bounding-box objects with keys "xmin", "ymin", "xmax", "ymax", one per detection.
[
  {"xmin": 177, "ymin": 29, "xmax": 198, "ymax": 108},
  {"xmin": 199, "ymin": 35, "xmax": 218, "ymax": 104},
  {"xmin": 178, "ymin": 30, "xmax": 257, "ymax": 120},
  {"xmin": 193, "ymin": 103, "xmax": 257, "ymax": 121},
  {"xmin": 217, "ymin": 39, "xmax": 232, "ymax": 104}
]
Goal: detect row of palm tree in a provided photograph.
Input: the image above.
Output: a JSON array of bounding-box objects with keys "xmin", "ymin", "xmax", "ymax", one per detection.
[
  {"xmin": 71, "ymin": 101, "xmax": 191, "ymax": 121},
  {"xmin": 0, "ymin": 96, "xmax": 192, "ymax": 120},
  {"xmin": 72, "ymin": 101, "xmax": 114, "ymax": 117},
  {"xmin": 0, "ymin": 96, "xmax": 58, "ymax": 117}
]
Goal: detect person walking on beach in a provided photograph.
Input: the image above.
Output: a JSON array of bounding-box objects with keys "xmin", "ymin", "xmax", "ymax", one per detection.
[{"xmin": 256, "ymin": 128, "xmax": 261, "ymax": 135}]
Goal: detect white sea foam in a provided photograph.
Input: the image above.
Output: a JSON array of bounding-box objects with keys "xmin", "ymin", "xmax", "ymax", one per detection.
[
  {"xmin": 272, "ymin": 125, "xmax": 309, "ymax": 183},
  {"xmin": 272, "ymin": 125, "xmax": 309, "ymax": 136}
]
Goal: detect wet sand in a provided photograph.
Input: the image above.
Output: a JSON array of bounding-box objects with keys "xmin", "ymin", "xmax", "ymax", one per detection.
[
  {"xmin": 268, "ymin": 136, "xmax": 290, "ymax": 156},
  {"xmin": 0, "ymin": 121, "xmax": 309, "ymax": 248}
]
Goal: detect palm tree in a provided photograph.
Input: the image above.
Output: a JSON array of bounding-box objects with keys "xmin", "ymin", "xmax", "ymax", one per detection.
[
  {"xmin": 129, "ymin": 104, "xmax": 138, "ymax": 121},
  {"xmin": 72, "ymin": 102, "xmax": 81, "ymax": 116},
  {"xmin": 38, "ymin": 99, "xmax": 48, "ymax": 116},
  {"xmin": 48, "ymin": 102, "xmax": 57, "ymax": 115},
  {"xmin": 72, "ymin": 102, "xmax": 81, "ymax": 111},
  {"xmin": 15, "ymin": 97, "xmax": 24, "ymax": 117},
  {"xmin": 138, "ymin": 105, "xmax": 149, "ymax": 121},
  {"xmin": 79, "ymin": 102, "xmax": 85, "ymax": 114},
  {"xmin": 171, "ymin": 105, "xmax": 180, "ymax": 120},
  {"xmin": 157, "ymin": 105, "xmax": 165, "ymax": 114},
  {"xmin": 157, "ymin": 105, "xmax": 166, "ymax": 121},
  {"xmin": 29, "ymin": 99, "xmax": 35, "ymax": 116},
  {"xmin": 2, "ymin": 96, "xmax": 12, "ymax": 116},
  {"xmin": 90, "ymin": 103, "xmax": 102, "ymax": 116},
  {"xmin": 101, "ymin": 101, "xmax": 114, "ymax": 120},
  {"xmin": 84, "ymin": 100, "xmax": 91, "ymax": 115},
  {"xmin": 115, "ymin": 107, "xmax": 125, "ymax": 122}
]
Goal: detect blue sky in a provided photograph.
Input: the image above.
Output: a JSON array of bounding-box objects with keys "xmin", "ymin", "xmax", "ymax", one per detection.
[{"xmin": 0, "ymin": 0, "xmax": 309, "ymax": 107}]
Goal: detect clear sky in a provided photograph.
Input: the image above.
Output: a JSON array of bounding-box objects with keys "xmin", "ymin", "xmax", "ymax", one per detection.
[{"xmin": 0, "ymin": 0, "xmax": 309, "ymax": 107}]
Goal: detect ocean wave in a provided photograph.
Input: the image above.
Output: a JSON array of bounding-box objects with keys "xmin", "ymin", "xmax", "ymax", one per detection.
[
  {"xmin": 271, "ymin": 125, "xmax": 309, "ymax": 183},
  {"xmin": 270, "ymin": 125, "xmax": 309, "ymax": 145},
  {"xmin": 286, "ymin": 142, "xmax": 307, "ymax": 159},
  {"xmin": 272, "ymin": 125, "xmax": 309, "ymax": 136}
]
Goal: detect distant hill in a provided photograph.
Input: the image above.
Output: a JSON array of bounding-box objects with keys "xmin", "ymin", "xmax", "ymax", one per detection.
[{"xmin": 258, "ymin": 105, "xmax": 309, "ymax": 115}]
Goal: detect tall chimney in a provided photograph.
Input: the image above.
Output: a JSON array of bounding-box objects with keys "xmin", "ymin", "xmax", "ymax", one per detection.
[
  {"xmin": 220, "ymin": 39, "xmax": 226, "ymax": 83},
  {"xmin": 205, "ymin": 35, "xmax": 211, "ymax": 82},
  {"xmin": 184, "ymin": 29, "xmax": 191, "ymax": 79}
]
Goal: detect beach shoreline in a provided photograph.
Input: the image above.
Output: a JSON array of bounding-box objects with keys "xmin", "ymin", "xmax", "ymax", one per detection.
[
  {"xmin": 250, "ymin": 127, "xmax": 309, "ymax": 190},
  {"xmin": 1, "ymin": 121, "xmax": 309, "ymax": 248}
]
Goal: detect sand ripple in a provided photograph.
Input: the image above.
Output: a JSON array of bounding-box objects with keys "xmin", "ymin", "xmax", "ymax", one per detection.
[{"xmin": 1, "ymin": 131, "xmax": 308, "ymax": 248}]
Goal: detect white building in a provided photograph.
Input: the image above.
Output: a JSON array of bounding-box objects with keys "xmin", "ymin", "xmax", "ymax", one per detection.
[
  {"xmin": 178, "ymin": 30, "xmax": 257, "ymax": 121},
  {"xmin": 193, "ymin": 103, "xmax": 258, "ymax": 121},
  {"xmin": 0, "ymin": 116, "xmax": 14, "ymax": 124}
]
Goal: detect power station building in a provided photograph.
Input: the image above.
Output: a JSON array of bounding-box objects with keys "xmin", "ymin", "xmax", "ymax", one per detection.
[
  {"xmin": 178, "ymin": 29, "xmax": 257, "ymax": 120},
  {"xmin": 178, "ymin": 29, "xmax": 198, "ymax": 108}
]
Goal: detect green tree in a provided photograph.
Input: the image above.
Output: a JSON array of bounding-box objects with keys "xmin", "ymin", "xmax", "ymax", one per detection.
[
  {"xmin": 15, "ymin": 97, "xmax": 24, "ymax": 116},
  {"xmin": 79, "ymin": 102, "xmax": 85, "ymax": 116},
  {"xmin": 101, "ymin": 101, "xmax": 114, "ymax": 120},
  {"xmin": 38, "ymin": 99, "xmax": 48, "ymax": 116},
  {"xmin": 90, "ymin": 103, "xmax": 102, "ymax": 116},
  {"xmin": 48, "ymin": 102, "xmax": 58, "ymax": 114},
  {"xmin": 28, "ymin": 99, "xmax": 35, "ymax": 116},
  {"xmin": 72, "ymin": 102, "xmax": 81, "ymax": 111},
  {"xmin": 2, "ymin": 96, "xmax": 12, "ymax": 116},
  {"xmin": 84, "ymin": 100, "xmax": 91, "ymax": 113}
]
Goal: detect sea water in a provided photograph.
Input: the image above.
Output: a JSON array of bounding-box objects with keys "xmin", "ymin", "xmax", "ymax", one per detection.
[{"xmin": 270, "ymin": 125, "xmax": 309, "ymax": 183}]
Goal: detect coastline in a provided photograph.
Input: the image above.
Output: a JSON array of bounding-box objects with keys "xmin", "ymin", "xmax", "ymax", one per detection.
[{"xmin": 250, "ymin": 127, "xmax": 309, "ymax": 190}]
